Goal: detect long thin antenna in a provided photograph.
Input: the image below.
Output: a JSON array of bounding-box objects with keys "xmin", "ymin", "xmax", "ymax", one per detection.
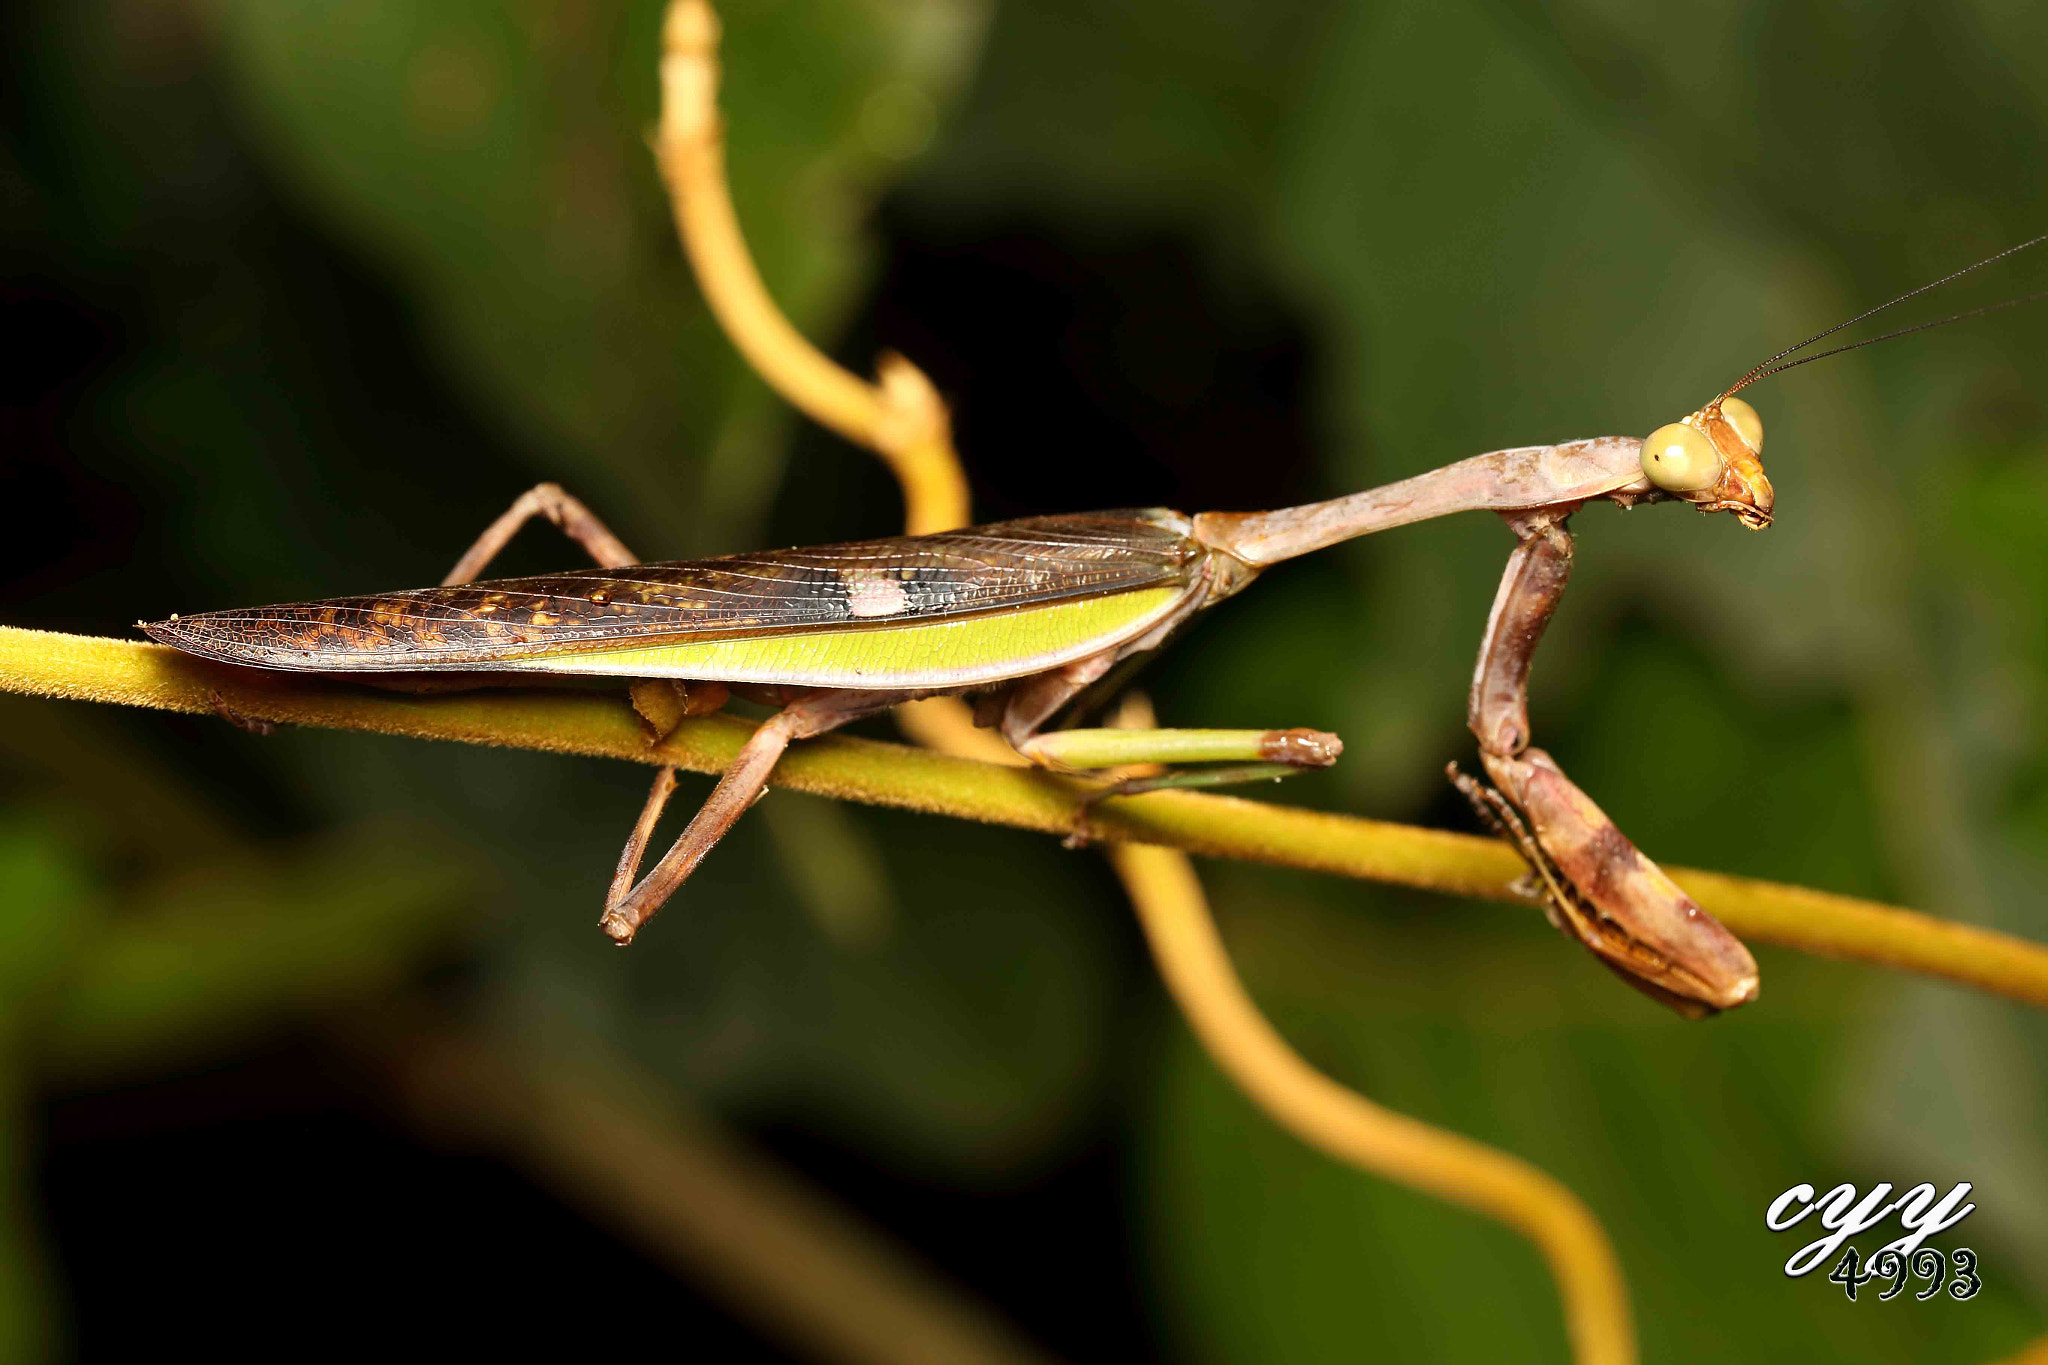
[
  {"xmin": 1729, "ymin": 289, "xmax": 2048, "ymax": 392},
  {"xmin": 1719, "ymin": 233, "xmax": 2047, "ymax": 401}
]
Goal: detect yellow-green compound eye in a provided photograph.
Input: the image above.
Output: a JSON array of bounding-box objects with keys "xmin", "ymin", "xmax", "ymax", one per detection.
[
  {"xmin": 1719, "ymin": 395, "xmax": 1763, "ymax": 454},
  {"xmin": 1641, "ymin": 422, "xmax": 1724, "ymax": 492}
]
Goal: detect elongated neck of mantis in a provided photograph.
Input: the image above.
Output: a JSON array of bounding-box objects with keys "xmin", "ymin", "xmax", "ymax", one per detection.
[{"xmin": 1190, "ymin": 435, "xmax": 1645, "ymax": 566}]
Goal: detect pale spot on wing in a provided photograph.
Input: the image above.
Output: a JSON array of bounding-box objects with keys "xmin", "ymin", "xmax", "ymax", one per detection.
[{"xmin": 843, "ymin": 568, "xmax": 910, "ymax": 618}]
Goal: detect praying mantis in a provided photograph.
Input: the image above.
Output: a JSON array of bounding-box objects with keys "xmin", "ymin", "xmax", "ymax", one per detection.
[{"xmin": 142, "ymin": 236, "xmax": 2044, "ymax": 1017}]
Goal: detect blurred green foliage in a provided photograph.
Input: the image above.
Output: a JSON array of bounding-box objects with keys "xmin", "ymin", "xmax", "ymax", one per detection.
[{"xmin": 3, "ymin": 0, "xmax": 2046, "ymax": 1359}]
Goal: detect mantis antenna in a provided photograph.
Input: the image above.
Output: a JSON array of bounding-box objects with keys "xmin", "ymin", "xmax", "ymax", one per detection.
[
  {"xmin": 1720, "ymin": 232, "xmax": 2048, "ymax": 399},
  {"xmin": 1640, "ymin": 233, "xmax": 2046, "ymax": 517}
]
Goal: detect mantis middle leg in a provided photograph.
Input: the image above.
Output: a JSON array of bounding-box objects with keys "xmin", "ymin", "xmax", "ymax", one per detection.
[
  {"xmin": 992, "ymin": 646, "xmax": 1344, "ymax": 802},
  {"xmin": 1454, "ymin": 508, "xmax": 1760, "ymax": 1015},
  {"xmin": 441, "ymin": 486, "xmax": 901, "ymax": 945}
]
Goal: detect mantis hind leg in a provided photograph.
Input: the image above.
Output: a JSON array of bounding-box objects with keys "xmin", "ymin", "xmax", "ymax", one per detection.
[
  {"xmin": 432, "ymin": 480, "xmax": 737, "ymax": 941},
  {"xmin": 443, "ymin": 481, "xmax": 639, "ymax": 584},
  {"xmin": 438, "ymin": 481, "xmax": 755, "ymax": 942},
  {"xmin": 601, "ymin": 688, "xmax": 915, "ymax": 944}
]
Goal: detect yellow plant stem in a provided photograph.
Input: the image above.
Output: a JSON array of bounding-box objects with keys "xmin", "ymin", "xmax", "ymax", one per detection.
[
  {"xmin": 7, "ymin": 624, "xmax": 2047, "ymax": 1011},
  {"xmin": 654, "ymin": 0, "xmax": 968, "ymax": 537},
  {"xmin": 1110, "ymin": 841, "xmax": 1634, "ymax": 1365}
]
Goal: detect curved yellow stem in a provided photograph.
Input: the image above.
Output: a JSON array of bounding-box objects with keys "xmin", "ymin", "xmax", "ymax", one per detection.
[
  {"xmin": 1110, "ymin": 842, "xmax": 1635, "ymax": 1365},
  {"xmin": 654, "ymin": 0, "xmax": 969, "ymax": 537},
  {"xmin": 656, "ymin": 0, "xmax": 975, "ymax": 772}
]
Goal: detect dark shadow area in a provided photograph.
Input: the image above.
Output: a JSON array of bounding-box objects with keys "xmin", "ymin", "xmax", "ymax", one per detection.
[
  {"xmin": 774, "ymin": 201, "xmax": 1320, "ymax": 548},
  {"xmin": 37, "ymin": 1036, "xmax": 799, "ymax": 1362}
]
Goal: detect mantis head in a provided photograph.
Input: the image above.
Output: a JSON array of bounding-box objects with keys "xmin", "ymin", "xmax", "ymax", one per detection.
[
  {"xmin": 1639, "ymin": 395, "xmax": 1774, "ymax": 529},
  {"xmin": 1634, "ymin": 231, "xmax": 2047, "ymax": 533}
]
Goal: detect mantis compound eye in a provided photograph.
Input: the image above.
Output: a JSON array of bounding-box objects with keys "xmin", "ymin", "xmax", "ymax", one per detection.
[
  {"xmin": 1640, "ymin": 422, "xmax": 1724, "ymax": 492},
  {"xmin": 1717, "ymin": 396, "xmax": 1764, "ymax": 455}
]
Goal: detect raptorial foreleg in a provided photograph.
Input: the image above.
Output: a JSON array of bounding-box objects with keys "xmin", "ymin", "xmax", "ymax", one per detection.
[{"xmin": 1456, "ymin": 509, "xmax": 1758, "ymax": 1015}]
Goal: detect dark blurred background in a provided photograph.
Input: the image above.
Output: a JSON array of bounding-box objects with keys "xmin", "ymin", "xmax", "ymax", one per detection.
[{"xmin": 3, "ymin": 0, "xmax": 2046, "ymax": 1359}]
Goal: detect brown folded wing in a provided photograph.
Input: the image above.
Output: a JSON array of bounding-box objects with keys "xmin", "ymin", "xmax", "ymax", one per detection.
[{"xmin": 143, "ymin": 512, "xmax": 1201, "ymax": 672}]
